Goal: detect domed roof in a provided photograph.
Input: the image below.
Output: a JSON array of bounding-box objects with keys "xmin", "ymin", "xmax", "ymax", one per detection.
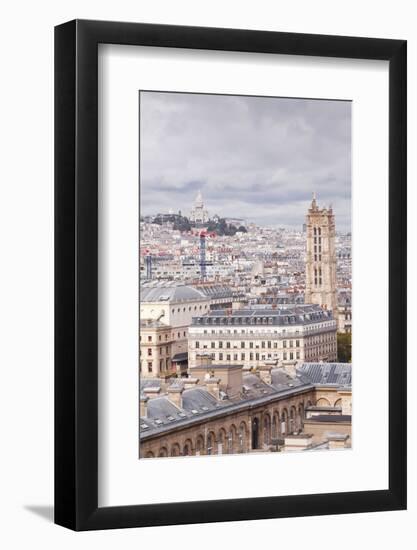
[
  {"xmin": 140, "ymin": 283, "xmax": 206, "ymax": 303},
  {"xmin": 194, "ymin": 190, "xmax": 204, "ymax": 207}
]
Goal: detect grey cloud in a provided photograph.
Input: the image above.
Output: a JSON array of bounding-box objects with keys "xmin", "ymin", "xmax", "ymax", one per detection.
[{"xmin": 140, "ymin": 91, "xmax": 351, "ymax": 231}]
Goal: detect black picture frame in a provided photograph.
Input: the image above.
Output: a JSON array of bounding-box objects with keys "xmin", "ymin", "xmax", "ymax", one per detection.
[{"xmin": 55, "ymin": 19, "xmax": 407, "ymax": 531}]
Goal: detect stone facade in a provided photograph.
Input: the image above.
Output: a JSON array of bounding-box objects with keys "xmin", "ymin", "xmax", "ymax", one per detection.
[
  {"xmin": 139, "ymin": 378, "xmax": 351, "ymax": 458},
  {"xmin": 305, "ymin": 194, "xmax": 338, "ymax": 317},
  {"xmin": 140, "ymin": 387, "xmax": 315, "ymax": 458},
  {"xmin": 188, "ymin": 305, "xmax": 338, "ymax": 369},
  {"xmin": 140, "ymin": 283, "xmax": 237, "ymax": 377},
  {"xmin": 303, "ymin": 417, "xmax": 351, "ymax": 445},
  {"xmin": 189, "ymin": 190, "xmax": 209, "ymax": 225},
  {"xmin": 140, "ymin": 321, "xmax": 174, "ymax": 379}
]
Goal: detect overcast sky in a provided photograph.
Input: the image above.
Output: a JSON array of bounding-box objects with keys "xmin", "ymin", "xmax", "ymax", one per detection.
[{"xmin": 140, "ymin": 91, "xmax": 351, "ymax": 231}]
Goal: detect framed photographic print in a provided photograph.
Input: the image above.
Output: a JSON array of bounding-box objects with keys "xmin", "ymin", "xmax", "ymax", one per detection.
[{"xmin": 55, "ymin": 20, "xmax": 407, "ymax": 531}]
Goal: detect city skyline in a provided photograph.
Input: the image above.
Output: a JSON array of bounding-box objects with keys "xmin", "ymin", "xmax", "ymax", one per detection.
[{"xmin": 140, "ymin": 91, "xmax": 352, "ymax": 231}]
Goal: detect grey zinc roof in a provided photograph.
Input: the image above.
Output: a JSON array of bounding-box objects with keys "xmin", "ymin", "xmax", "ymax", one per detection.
[
  {"xmin": 140, "ymin": 284, "xmax": 207, "ymax": 303},
  {"xmin": 182, "ymin": 388, "xmax": 220, "ymax": 411},
  {"xmin": 146, "ymin": 396, "xmax": 184, "ymax": 418},
  {"xmin": 196, "ymin": 285, "xmax": 234, "ymax": 299},
  {"xmin": 241, "ymin": 373, "xmax": 276, "ymax": 398},
  {"xmin": 140, "ymin": 380, "xmax": 315, "ymax": 439},
  {"xmin": 297, "ymin": 363, "xmax": 352, "ymax": 385},
  {"xmin": 271, "ymin": 368, "xmax": 306, "ymax": 390},
  {"xmin": 191, "ymin": 304, "xmax": 334, "ymax": 326},
  {"xmin": 141, "ymin": 379, "xmax": 162, "ymax": 391}
]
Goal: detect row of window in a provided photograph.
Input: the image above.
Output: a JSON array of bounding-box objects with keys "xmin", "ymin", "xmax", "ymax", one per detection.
[
  {"xmin": 304, "ymin": 345, "xmax": 337, "ymax": 359},
  {"xmin": 194, "ymin": 339, "xmax": 301, "ymax": 350},
  {"xmin": 142, "ymin": 345, "xmax": 170, "ymax": 358},
  {"xmin": 307, "ymin": 333, "xmax": 334, "ymax": 345},
  {"xmin": 140, "ymin": 330, "xmax": 187, "ymax": 343},
  {"xmin": 201, "ymin": 328, "xmax": 301, "ymax": 335},
  {"xmin": 195, "ymin": 324, "xmax": 334, "ymax": 336},
  {"xmin": 171, "ymin": 304, "xmax": 208, "ymax": 314},
  {"xmin": 139, "ymin": 358, "xmax": 171, "ymax": 373},
  {"xmin": 197, "ymin": 351, "xmax": 301, "ymax": 362},
  {"xmin": 305, "ymin": 343, "xmax": 336, "ymax": 354},
  {"xmin": 196, "ymin": 315, "xmax": 319, "ymax": 326}
]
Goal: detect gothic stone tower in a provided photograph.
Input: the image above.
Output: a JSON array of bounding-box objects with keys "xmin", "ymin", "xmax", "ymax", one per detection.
[{"xmin": 305, "ymin": 194, "xmax": 337, "ymax": 316}]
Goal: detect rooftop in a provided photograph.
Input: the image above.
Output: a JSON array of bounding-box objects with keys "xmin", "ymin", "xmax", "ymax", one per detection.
[
  {"xmin": 140, "ymin": 282, "xmax": 235, "ymax": 303},
  {"xmin": 139, "ymin": 362, "xmax": 351, "ymax": 439},
  {"xmin": 191, "ymin": 304, "xmax": 334, "ymax": 326},
  {"xmin": 297, "ymin": 363, "xmax": 352, "ymax": 386},
  {"xmin": 141, "ymin": 283, "xmax": 207, "ymax": 303},
  {"xmin": 140, "ymin": 371, "xmax": 314, "ymax": 438}
]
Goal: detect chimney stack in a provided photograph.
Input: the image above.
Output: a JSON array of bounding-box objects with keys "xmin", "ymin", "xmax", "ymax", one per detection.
[
  {"xmin": 140, "ymin": 395, "xmax": 149, "ymax": 418},
  {"xmin": 282, "ymin": 360, "xmax": 297, "ymax": 379},
  {"xmin": 142, "ymin": 386, "xmax": 161, "ymax": 399},
  {"xmin": 205, "ymin": 377, "xmax": 221, "ymax": 399},
  {"xmin": 167, "ymin": 384, "xmax": 184, "ymax": 409},
  {"xmin": 258, "ymin": 363, "xmax": 273, "ymax": 385},
  {"xmin": 184, "ymin": 377, "xmax": 200, "ymax": 389}
]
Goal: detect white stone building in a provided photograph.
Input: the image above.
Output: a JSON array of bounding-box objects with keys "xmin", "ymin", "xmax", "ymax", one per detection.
[
  {"xmin": 189, "ymin": 190, "xmax": 209, "ymax": 225},
  {"xmin": 140, "ymin": 282, "xmax": 237, "ymax": 377},
  {"xmin": 188, "ymin": 304, "xmax": 337, "ymax": 370}
]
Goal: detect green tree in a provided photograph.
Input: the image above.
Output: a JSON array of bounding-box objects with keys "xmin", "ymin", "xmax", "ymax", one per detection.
[
  {"xmin": 173, "ymin": 216, "xmax": 191, "ymax": 232},
  {"xmin": 337, "ymin": 332, "xmax": 352, "ymax": 363}
]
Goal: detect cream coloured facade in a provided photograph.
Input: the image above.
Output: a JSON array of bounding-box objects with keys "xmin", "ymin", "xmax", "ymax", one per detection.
[
  {"xmin": 187, "ymin": 304, "xmax": 337, "ymax": 369},
  {"xmin": 140, "ymin": 283, "xmax": 236, "ymax": 377},
  {"xmin": 140, "ymin": 320, "xmax": 174, "ymax": 378},
  {"xmin": 140, "ymin": 285, "xmax": 210, "ymax": 377}
]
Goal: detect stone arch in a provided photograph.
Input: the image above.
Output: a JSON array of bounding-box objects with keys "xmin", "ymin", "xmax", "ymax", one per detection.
[
  {"xmin": 158, "ymin": 446, "xmax": 168, "ymax": 457},
  {"xmin": 316, "ymin": 397, "xmax": 331, "ymax": 407},
  {"xmin": 263, "ymin": 412, "xmax": 271, "ymax": 446},
  {"xmin": 170, "ymin": 443, "xmax": 181, "ymax": 457},
  {"xmin": 195, "ymin": 434, "xmax": 205, "ymax": 456},
  {"xmin": 239, "ymin": 421, "xmax": 249, "ymax": 453},
  {"xmin": 272, "ymin": 412, "xmax": 279, "ymax": 439},
  {"xmin": 298, "ymin": 402, "xmax": 305, "ymax": 430},
  {"xmin": 217, "ymin": 428, "xmax": 227, "ymax": 455},
  {"xmin": 145, "ymin": 451, "xmax": 155, "ymax": 458},
  {"xmin": 207, "ymin": 430, "xmax": 217, "ymax": 455},
  {"xmin": 290, "ymin": 405, "xmax": 297, "ymax": 434},
  {"xmin": 183, "ymin": 439, "xmax": 193, "ymax": 456},
  {"xmin": 228, "ymin": 424, "xmax": 238, "ymax": 454},
  {"xmin": 281, "ymin": 408, "xmax": 289, "ymax": 435},
  {"xmin": 252, "ymin": 417, "xmax": 260, "ymax": 450},
  {"xmin": 334, "ymin": 398, "xmax": 342, "ymax": 408}
]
